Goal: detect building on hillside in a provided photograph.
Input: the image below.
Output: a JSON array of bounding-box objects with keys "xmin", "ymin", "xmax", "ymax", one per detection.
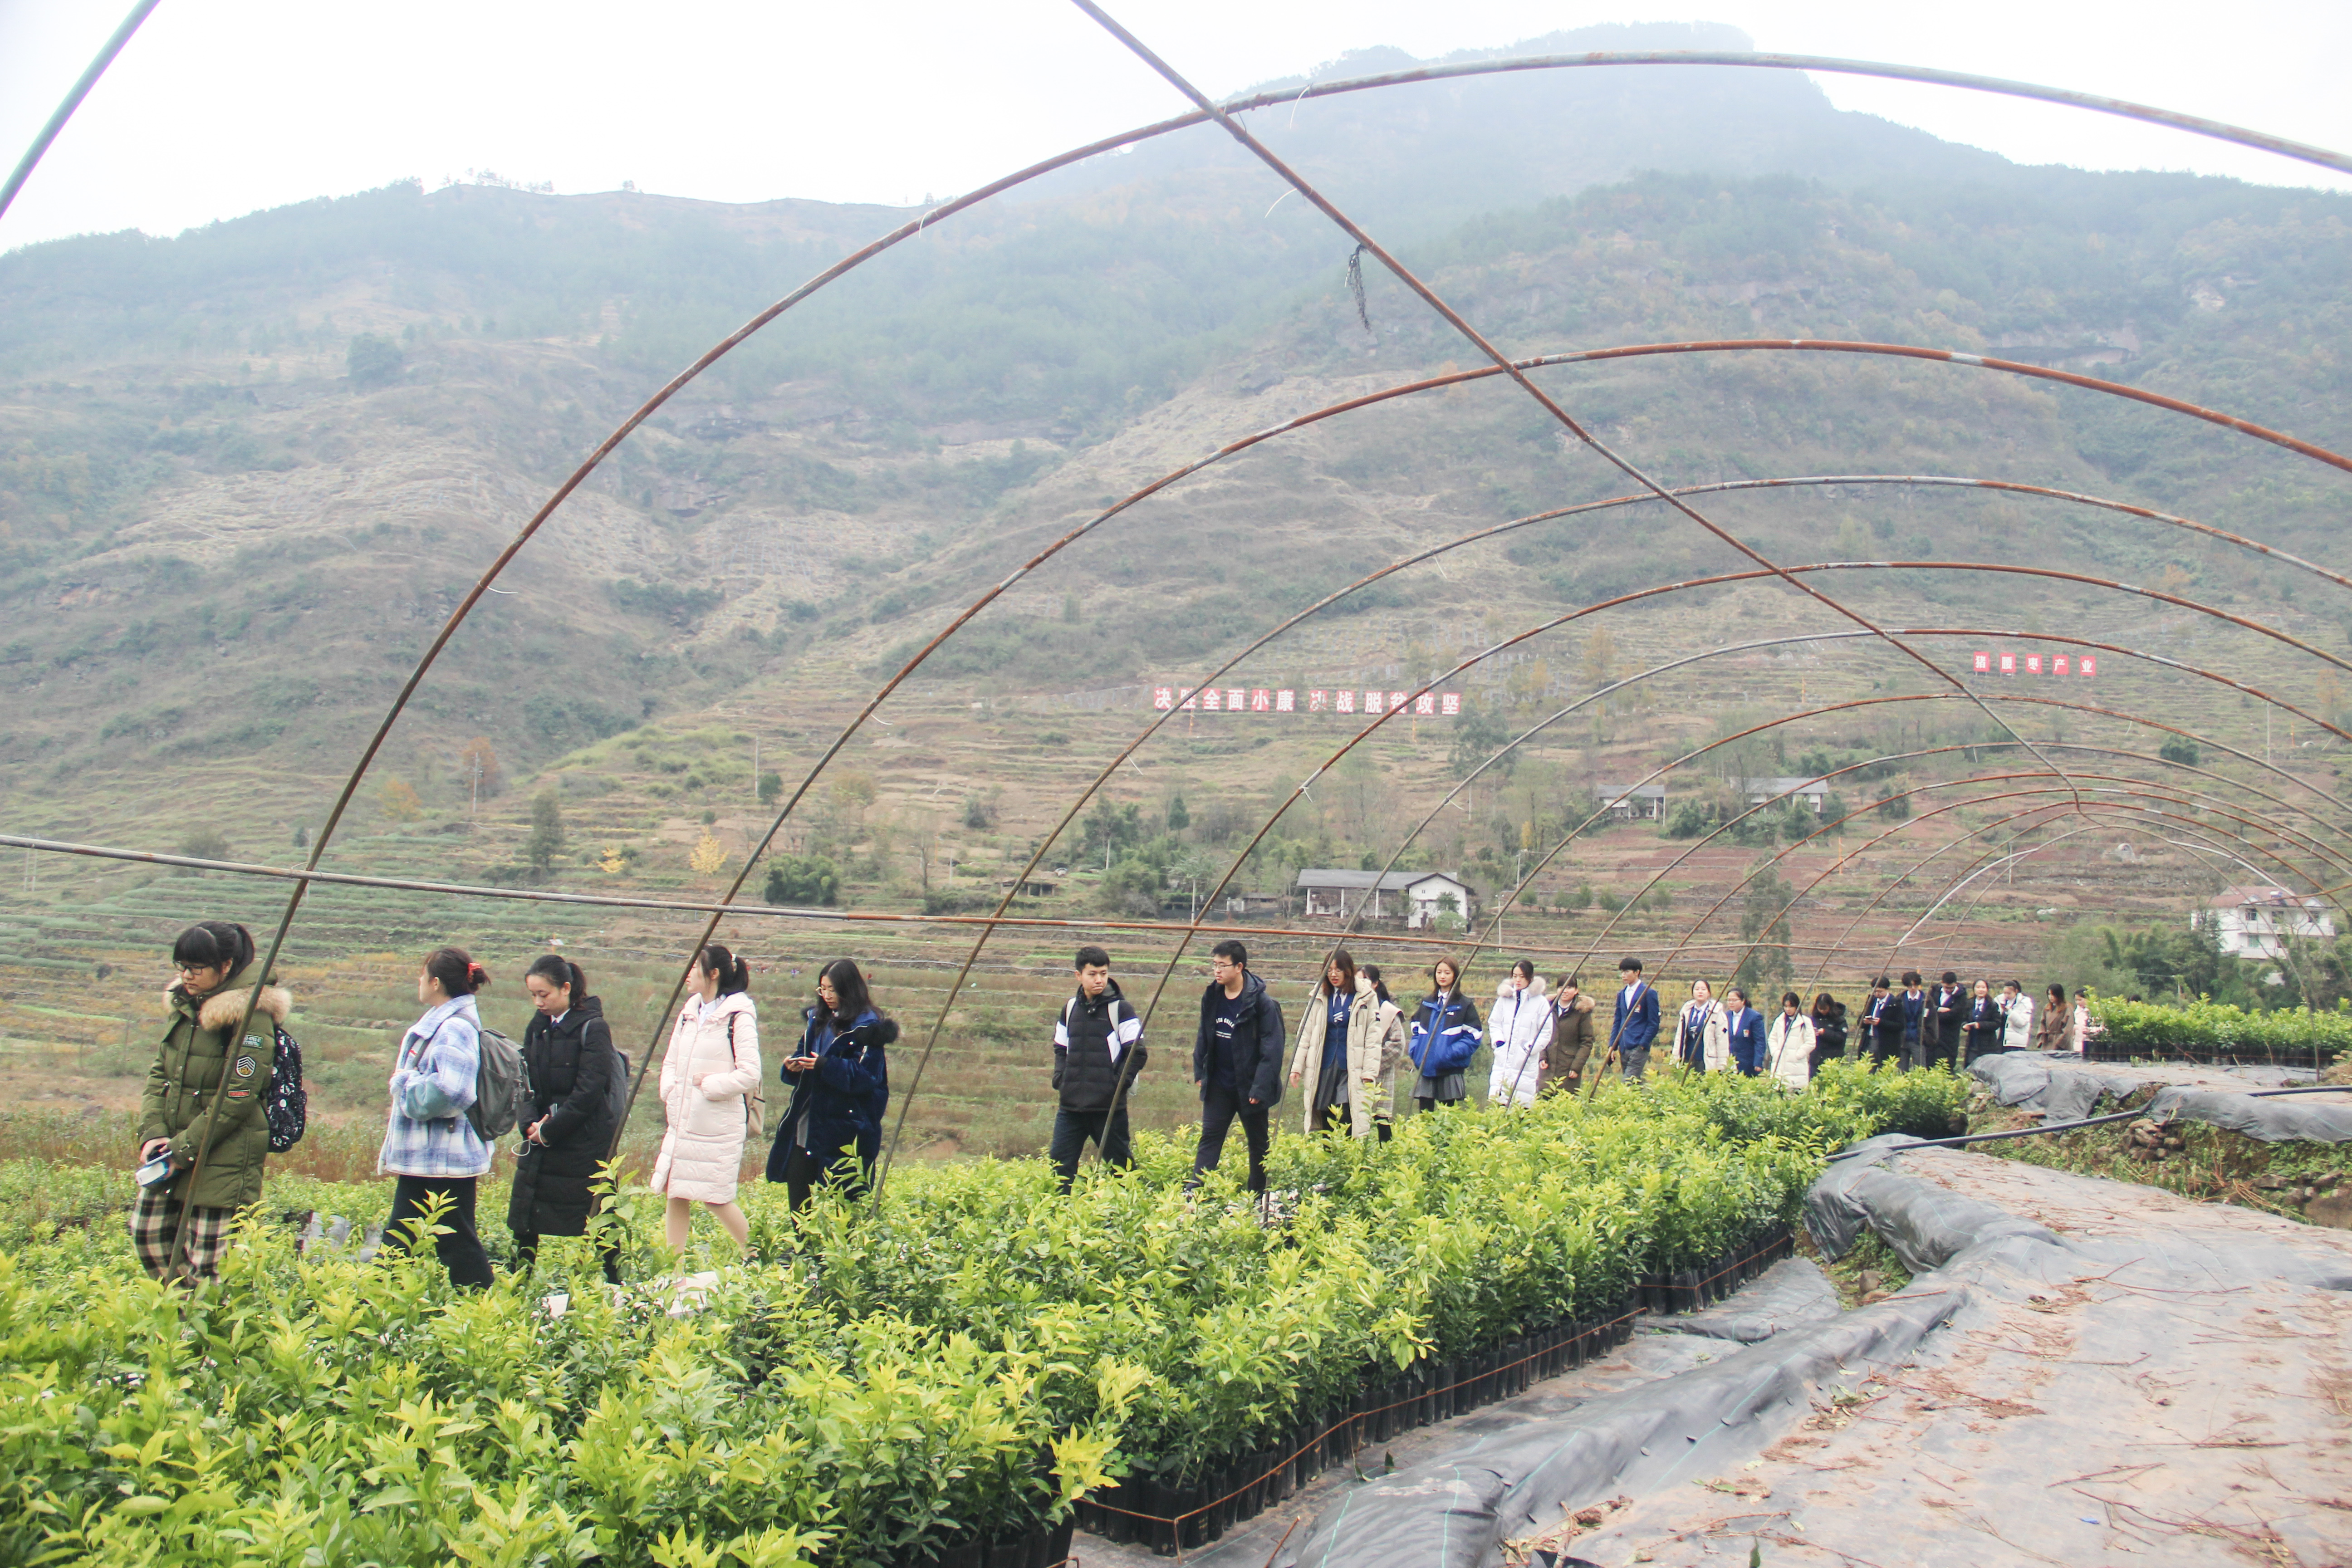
[
  {"xmin": 1297, "ymin": 869, "xmax": 1479, "ymax": 928},
  {"xmin": 1738, "ymin": 776, "xmax": 1831, "ymax": 813},
  {"xmin": 2193, "ymin": 886, "xmax": 2337, "ymax": 959},
  {"xmin": 1595, "ymin": 783, "xmax": 1666, "ymax": 821}
]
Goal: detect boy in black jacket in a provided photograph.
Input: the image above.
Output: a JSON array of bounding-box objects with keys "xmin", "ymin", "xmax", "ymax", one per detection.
[
  {"xmin": 1050, "ymin": 945, "xmax": 1146, "ymax": 1191},
  {"xmin": 1186, "ymin": 939, "xmax": 1285, "ymax": 1195}
]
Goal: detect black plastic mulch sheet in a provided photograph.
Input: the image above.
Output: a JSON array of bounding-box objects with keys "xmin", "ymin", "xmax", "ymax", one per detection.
[
  {"xmin": 1274, "ymin": 1135, "xmax": 2352, "ymax": 1568},
  {"xmin": 1972, "ymin": 1053, "xmax": 2352, "ymax": 1142}
]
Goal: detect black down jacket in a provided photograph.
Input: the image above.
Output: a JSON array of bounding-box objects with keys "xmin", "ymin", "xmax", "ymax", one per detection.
[{"xmin": 505, "ymin": 996, "xmax": 620, "ymax": 1238}]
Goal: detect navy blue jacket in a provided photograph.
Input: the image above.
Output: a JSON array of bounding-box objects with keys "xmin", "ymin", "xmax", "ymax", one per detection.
[
  {"xmin": 1723, "ymin": 1006, "xmax": 1766, "ymax": 1073},
  {"xmin": 1610, "ymin": 981, "xmax": 1661, "ymax": 1052},
  {"xmin": 766, "ymin": 1007, "xmax": 894, "ymax": 1183}
]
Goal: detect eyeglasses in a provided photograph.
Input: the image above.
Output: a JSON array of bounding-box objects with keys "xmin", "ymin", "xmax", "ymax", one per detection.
[{"xmin": 173, "ymin": 963, "xmax": 216, "ymax": 977}]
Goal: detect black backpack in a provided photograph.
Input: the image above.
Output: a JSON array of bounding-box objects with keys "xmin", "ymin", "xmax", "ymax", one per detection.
[{"xmin": 264, "ymin": 1024, "xmax": 308, "ymax": 1152}]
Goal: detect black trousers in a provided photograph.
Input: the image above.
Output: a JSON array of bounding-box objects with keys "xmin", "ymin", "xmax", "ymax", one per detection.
[
  {"xmin": 387, "ymin": 1175, "xmax": 493, "ymax": 1289},
  {"xmin": 1188, "ymin": 1084, "xmax": 1269, "ymax": 1193},
  {"xmin": 1049, "ymin": 1105, "xmax": 1133, "ymax": 1191},
  {"xmin": 783, "ymin": 1146, "xmax": 872, "ymax": 1213},
  {"xmin": 512, "ymin": 1229, "xmax": 623, "ymax": 1284}
]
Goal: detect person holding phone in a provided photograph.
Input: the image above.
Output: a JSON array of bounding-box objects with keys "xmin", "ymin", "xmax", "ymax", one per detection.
[
  {"xmin": 768, "ymin": 958, "xmax": 895, "ymax": 1211},
  {"xmin": 134, "ymin": 922, "xmax": 290, "ymax": 1281}
]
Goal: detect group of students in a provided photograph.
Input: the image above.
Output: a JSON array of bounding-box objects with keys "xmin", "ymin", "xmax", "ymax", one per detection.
[
  {"xmin": 135, "ymin": 920, "xmax": 2101, "ymax": 1284},
  {"xmin": 132, "ymin": 920, "xmax": 899, "ymax": 1284}
]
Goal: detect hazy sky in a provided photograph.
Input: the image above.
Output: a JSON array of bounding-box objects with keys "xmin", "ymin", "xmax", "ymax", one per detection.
[{"xmin": 4, "ymin": 0, "xmax": 2348, "ymax": 252}]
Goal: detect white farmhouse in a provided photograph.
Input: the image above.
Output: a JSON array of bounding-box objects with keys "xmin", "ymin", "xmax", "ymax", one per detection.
[
  {"xmin": 2193, "ymin": 885, "xmax": 2337, "ymax": 959},
  {"xmin": 1297, "ymin": 869, "xmax": 1479, "ymax": 928}
]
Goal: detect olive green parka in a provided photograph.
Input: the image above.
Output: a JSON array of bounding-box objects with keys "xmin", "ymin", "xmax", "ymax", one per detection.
[{"xmin": 137, "ymin": 966, "xmax": 290, "ymax": 1210}]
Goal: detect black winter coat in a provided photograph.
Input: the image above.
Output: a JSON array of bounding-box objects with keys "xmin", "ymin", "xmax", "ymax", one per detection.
[
  {"xmin": 1191, "ymin": 972, "xmax": 1285, "ymax": 1106},
  {"xmin": 506, "ymin": 997, "xmax": 619, "ymax": 1238},
  {"xmin": 1055, "ymin": 981, "xmax": 1147, "ymax": 1111},
  {"xmin": 1810, "ymin": 1001, "xmax": 1849, "ymax": 1056}
]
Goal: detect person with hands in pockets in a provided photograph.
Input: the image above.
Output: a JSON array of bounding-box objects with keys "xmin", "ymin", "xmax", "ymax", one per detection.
[
  {"xmin": 652, "ymin": 944, "xmax": 761, "ymax": 1255},
  {"xmin": 1485, "ymin": 960, "xmax": 1553, "ymax": 1109},
  {"xmin": 379, "ymin": 946, "xmax": 495, "ymax": 1289},
  {"xmin": 507, "ymin": 954, "xmax": 622, "ymax": 1284},
  {"xmin": 769, "ymin": 957, "xmax": 896, "ymax": 1211},
  {"xmin": 1186, "ymin": 940, "xmax": 1285, "ymax": 1194},
  {"xmin": 1406, "ymin": 955, "xmax": 1481, "ymax": 1111},
  {"xmin": 1286, "ymin": 946, "xmax": 1408, "ymax": 1140}
]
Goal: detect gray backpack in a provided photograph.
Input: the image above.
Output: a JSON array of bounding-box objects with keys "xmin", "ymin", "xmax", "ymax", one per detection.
[{"xmin": 466, "ymin": 1027, "xmax": 531, "ymax": 1141}]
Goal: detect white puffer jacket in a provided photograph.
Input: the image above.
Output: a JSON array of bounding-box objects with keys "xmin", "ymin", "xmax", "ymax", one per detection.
[
  {"xmin": 651, "ymin": 991, "xmax": 762, "ymax": 1204},
  {"xmin": 1486, "ymin": 977, "xmax": 1553, "ymax": 1108},
  {"xmin": 1764, "ymin": 1011, "xmax": 1815, "ymax": 1088}
]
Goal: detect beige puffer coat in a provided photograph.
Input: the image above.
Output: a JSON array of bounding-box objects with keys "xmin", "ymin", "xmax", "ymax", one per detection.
[
  {"xmin": 1285, "ymin": 975, "xmax": 1408, "ymax": 1137},
  {"xmin": 650, "ymin": 991, "xmax": 762, "ymax": 1204}
]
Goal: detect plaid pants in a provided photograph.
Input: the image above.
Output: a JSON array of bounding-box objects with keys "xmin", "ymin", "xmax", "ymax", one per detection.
[{"xmin": 129, "ymin": 1185, "xmax": 235, "ymax": 1281}]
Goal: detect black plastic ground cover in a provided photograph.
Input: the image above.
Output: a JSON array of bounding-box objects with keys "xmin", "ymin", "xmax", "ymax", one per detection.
[
  {"xmin": 1975, "ymin": 1054, "xmax": 2352, "ymax": 1142},
  {"xmin": 1274, "ymin": 1135, "xmax": 2352, "ymax": 1568},
  {"xmin": 1080, "ymin": 1225, "xmax": 1794, "ymax": 1556}
]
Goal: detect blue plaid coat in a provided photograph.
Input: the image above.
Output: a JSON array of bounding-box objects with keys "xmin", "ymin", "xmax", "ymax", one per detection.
[{"xmin": 378, "ymin": 994, "xmax": 492, "ymax": 1179}]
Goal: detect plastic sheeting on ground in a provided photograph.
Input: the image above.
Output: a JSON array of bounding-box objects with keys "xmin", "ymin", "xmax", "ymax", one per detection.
[
  {"xmin": 1651, "ymin": 1256, "xmax": 1840, "ymax": 1345},
  {"xmin": 1276, "ymin": 1137, "xmax": 2352, "ymax": 1568},
  {"xmin": 1972, "ymin": 1053, "xmax": 2352, "ymax": 1142}
]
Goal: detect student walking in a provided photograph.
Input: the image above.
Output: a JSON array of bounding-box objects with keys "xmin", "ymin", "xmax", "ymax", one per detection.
[
  {"xmin": 1808, "ymin": 991, "xmax": 1848, "ymax": 1077},
  {"xmin": 770, "ymin": 958, "xmax": 893, "ymax": 1211},
  {"xmin": 1406, "ymin": 956, "xmax": 1481, "ymax": 1110},
  {"xmin": 134, "ymin": 922, "xmax": 290, "ymax": 1282},
  {"xmin": 1609, "ymin": 959, "xmax": 1661, "ymax": 1079},
  {"xmin": 2036, "ymin": 984, "xmax": 2073, "ymax": 1054},
  {"xmin": 1546, "ymin": 975, "xmax": 1597, "ymax": 1094},
  {"xmin": 1722, "ymin": 987, "xmax": 1766, "ymax": 1077},
  {"xmin": 1673, "ymin": 979, "xmax": 1727, "ymax": 1073},
  {"xmin": 1286, "ymin": 947, "xmax": 1407, "ymax": 1139},
  {"xmin": 1929, "ymin": 971, "xmax": 1965, "ymax": 1072},
  {"xmin": 1486, "ymin": 960, "xmax": 1554, "ymax": 1109},
  {"xmin": 1960, "ymin": 980, "xmax": 2005, "ymax": 1064},
  {"xmin": 1361, "ymin": 965, "xmax": 1392, "ymax": 1006},
  {"xmin": 1187, "ymin": 941, "xmax": 1285, "ymax": 1193},
  {"xmin": 507, "ymin": 955, "xmax": 622, "ymax": 1284},
  {"xmin": 1897, "ymin": 971, "xmax": 1931, "ymax": 1072},
  {"xmin": 379, "ymin": 947, "xmax": 495, "ymax": 1289},
  {"xmin": 1050, "ymin": 945, "xmax": 1146, "ymax": 1190},
  {"xmin": 1860, "ymin": 978, "xmax": 1901, "ymax": 1069},
  {"xmin": 1764, "ymin": 991, "xmax": 1815, "ymax": 1087},
  {"xmin": 1999, "ymin": 980, "xmax": 2036, "ymax": 1053},
  {"xmin": 652, "ymin": 946, "xmax": 761, "ymax": 1252}
]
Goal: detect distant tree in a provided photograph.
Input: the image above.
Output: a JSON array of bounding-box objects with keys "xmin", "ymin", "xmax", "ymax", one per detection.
[
  {"xmin": 962, "ymin": 795, "xmax": 994, "ymax": 830},
  {"xmin": 1875, "ymin": 789, "xmax": 1911, "ymax": 822},
  {"xmin": 1164, "ymin": 792, "xmax": 1190, "ymax": 834},
  {"xmin": 1567, "ymin": 881, "xmax": 1595, "ymax": 911},
  {"xmin": 175, "ymin": 827, "xmax": 230, "ymax": 873},
  {"xmin": 1449, "ymin": 696, "xmax": 1512, "ymax": 780},
  {"xmin": 688, "ymin": 828, "xmax": 727, "ymax": 877},
  {"xmin": 378, "ymin": 779, "xmax": 423, "ymax": 823},
  {"xmin": 2158, "ymin": 737, "xmax": 2200, "ymax": 766},
  {"xmin": 1734, "ymin": 867, "xmax": 1796, "ymax": 999},
  {"xmin": 758, "ymin": 771, "xmax": 784, "ymax": 805},
  {"xmin": 346, "ymin": 333, "xmax": 405, "ymax": 389},
  {"xmin": 527, "ymin": 789, "xmax": 564, "ymax": 871},
  {"xmin": 1664, "ymin": 800, "xmax": 1710, "ymax": 839},
  {"xmin": 291, "ymin": 825, "xmax": 308, "ymax": 849},
  {"xmin": 764, "ymin": 855, "xmax": 839, "ymax": 906}
]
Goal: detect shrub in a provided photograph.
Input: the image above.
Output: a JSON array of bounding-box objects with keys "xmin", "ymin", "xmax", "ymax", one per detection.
[
  {"xmin": 763, "ymin": 854, "xmax": 840, "ymax": 906},
  {"xmin": 2090, "ymin": 996, "xmax": 2351, "ymax": 1063}
]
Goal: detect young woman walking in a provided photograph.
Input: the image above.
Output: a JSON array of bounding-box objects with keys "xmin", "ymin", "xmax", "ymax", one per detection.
[
  {"xmin": 1808, "ymin": 991, "xmax": 1848, "ymax": 1077},
  {"xmin": 507, "ymin": 955, "xmax": 622, "ymax": 1283},
  {"xmin": 2036, "ymin": 984, "xmax": 2073, "ymax": 1054},
  {"xmin": 133, "ymin": 921, "xmax": 291, "ymax": 1282},
  {"xmin": 1406, "ymin": 957, "xmax": 1481, "ymax": 1112},
  {"xmin": 1485, "ymin": 960, "xmax": 1553, "ymax": 1108},
  {"xmin": 1673, "ymin": 979, "xmax": 1728, "ymax": 1073},
  {"xmin": 1764, "ymin": 991, "xmax": 1815, "ymax": 1088},
  {"xmin": 1285, "ymin": 948, "xmax": 1408, "ymax": 1139},
  {"xmin": 380, "ymin": 947, "xmax": 495, "ymax": 1289},
  {"xmin": 769, "ymin": 958, "xmax": 896, "ymax": 1210},
  {"xmin": 651, "ymin": 945, "xmax": 761, "ymax": 1257}
]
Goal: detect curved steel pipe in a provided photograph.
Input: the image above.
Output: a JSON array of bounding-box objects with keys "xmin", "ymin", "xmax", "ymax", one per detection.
[{"xmin": 0, "ymin": 0, "xmax": 167, "ymax": 225}]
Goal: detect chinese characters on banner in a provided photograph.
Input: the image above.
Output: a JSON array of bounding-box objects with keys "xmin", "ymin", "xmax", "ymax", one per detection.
[
  {"xmin": 1153, "ymin": 685, "xmax": 1465, "ymax": 714},
  {"xmin": 1969, "ymin": 652, "xmax": 2097, "ymax": 679}
]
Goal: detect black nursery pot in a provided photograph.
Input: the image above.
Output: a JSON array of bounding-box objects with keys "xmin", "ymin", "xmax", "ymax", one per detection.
[{"xmin": 1049, "ymin": 1518, "xmax": 1076, "ymax": 1568}]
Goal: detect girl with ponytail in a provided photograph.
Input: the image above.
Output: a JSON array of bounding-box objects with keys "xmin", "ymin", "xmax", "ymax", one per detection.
[
  {"xmin": 650, "ymin": 944, "xmax": 761, "ymax": 1257},
  {"xmin": 508, "ymin": 953, "xmax": 623, "ymax": 1282},
  {"xmin": 378, "ymin": 946, "xmax": 495, "ymax": 1288}
]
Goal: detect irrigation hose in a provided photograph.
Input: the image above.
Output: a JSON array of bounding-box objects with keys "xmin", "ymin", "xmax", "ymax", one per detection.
[{"xmin": 1828, "ymin": 1081, "xmax": 2352, "ymax": 1160}]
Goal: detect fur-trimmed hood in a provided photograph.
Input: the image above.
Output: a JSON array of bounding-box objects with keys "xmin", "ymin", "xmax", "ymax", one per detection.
[
  {"xmin": 167, "ymin": 975, "xmax": 291, "ymax": 1033},
  {"xmin": 1494, "ymin": 975, "xmax": 1549, "ymax": 1003},
  {"xmin": 1557, "ymin": 990, "xmax": 1595, "ymax": 1015}
]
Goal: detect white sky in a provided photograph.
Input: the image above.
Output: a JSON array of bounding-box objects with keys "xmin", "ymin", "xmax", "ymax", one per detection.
[{"xmin": 3, "ymin": 0, "xmax": 2348, "ymax": 253}]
